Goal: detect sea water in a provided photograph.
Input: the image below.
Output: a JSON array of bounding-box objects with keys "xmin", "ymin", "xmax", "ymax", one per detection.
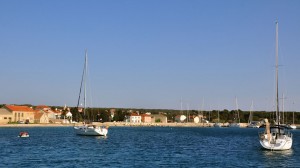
[{"xmin": 0, "ymin": 126, "xmax": 299, "ymax": 167}]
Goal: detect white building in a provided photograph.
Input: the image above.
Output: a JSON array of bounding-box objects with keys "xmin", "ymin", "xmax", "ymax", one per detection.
[{"xmin": 130, "ymin": 113, "xmax": 141, "ymax": 123}]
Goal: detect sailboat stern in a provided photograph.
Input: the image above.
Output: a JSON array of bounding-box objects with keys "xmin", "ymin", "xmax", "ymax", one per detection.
[
  {"xmin": 74, "ymin": 125, "xmax": 108, "ymax": 136},
  {"xmin": 259, "ymin": 124, "xmax": 293, "ymax": 150},
  {"xmin": 95, "ymin": 126, "xmax": 108, "ymax": 136},
  {"xmin": 259, "ymin": 135, "xmax": 292, "ymax": 150}
]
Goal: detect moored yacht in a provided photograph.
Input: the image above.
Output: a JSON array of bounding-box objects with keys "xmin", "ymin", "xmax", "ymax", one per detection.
[
  {"xmin": 74, "ymin": 124, "xmax": 108, "ymax": 136},
  {"xmin": 258, "ymin": 21, "xmax": 292, "ymax": 150},
  {"xmin": 259, "ymin": 119, "xmax": 292, "ymax": 150},
  {"xmin": 73, "ymin": 50, "xmax": 108, "ymax": 136}
]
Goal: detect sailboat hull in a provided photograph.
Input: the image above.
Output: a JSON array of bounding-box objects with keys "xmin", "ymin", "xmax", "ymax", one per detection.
[
  {"xmin": 286, "ymin": 125, "xmax": 297, "ymax": 129},
  {"xmin": 228, "ymin": 123, "xmax": 240, "ymax": 128},
  {"xmin": 214, "ymin": 123, "xmax": 222, "ymax": 127},
  {"xmin": 247, "ymin": 122, "xmax": 260, "ymax": 128},
  {"xmin": 259, "ymin": 134, "xmax": 292, "ymax": 150},
  {"xmin": 74, "ymin": 125, "xmax": 108, "ymax": 136},
  {"xmin": 259, "ymin": 124, "xmax": 293, "ymax": 151}
]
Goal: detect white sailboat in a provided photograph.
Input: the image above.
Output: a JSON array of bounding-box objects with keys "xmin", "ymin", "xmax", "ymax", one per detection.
[
  {"xmin": 281, "ymin": 94, "xmax": 296, "ymax": 129},
  {"xmin": 259, "ymin": 21, "xmax": 292, "ymax": 150},
  {"xmin": 286, "ymin": 110, "xmax": 297, "ymax": 129},
  {"xmin": 214, "ymin": 110, "xmax": 222, "ymax": 127},
  {"xmin": 247, "ymin": 101, "xmax": 260, "ymax": 128},
  {"xmin": 74, "ymin": 50, "xmax": 108, "ymax": 136},
  {"xmin": 229, "ymin": 97, "xmax": 240, "ymax": 127},
  {"xmin": 286, "ymin": 123, "xmax": 297, "ymax": 129}
]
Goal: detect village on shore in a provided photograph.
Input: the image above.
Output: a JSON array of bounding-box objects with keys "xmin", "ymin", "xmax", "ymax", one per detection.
[{"xmin": 0, "ymin": 104, "xmax": 298, "ymax": 128}]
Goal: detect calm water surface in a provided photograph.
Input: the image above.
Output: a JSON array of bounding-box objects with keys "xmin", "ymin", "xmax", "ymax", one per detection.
[{"xmin": 0, "ymin": 126, "xmax": 299, "ymax": 167}]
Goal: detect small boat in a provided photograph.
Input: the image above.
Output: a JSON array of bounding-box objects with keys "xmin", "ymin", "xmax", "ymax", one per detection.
[
  {"xmin": 247, "ymin": 121, "xmax": 260, "ymax": 128},
  {"xmin": 214, "ymin": 122, "xmax": 222, "ymax": 128},
  {"xmin": 18, "ymin": 132, "xmax": 29, "ymax": 138},
  {"xmin": 228, "ymin": 123, "xmax": 240, "ymax": 128},
  {"xmin": 285, "ymin": 111, "xmax": 297, "ymax": 129},
  {"xmin": 286, "ymin": 124, "xmax": 297, "ymax": 129}
]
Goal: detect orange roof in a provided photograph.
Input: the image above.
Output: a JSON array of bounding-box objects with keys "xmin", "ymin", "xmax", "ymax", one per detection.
[
  {"xmin": 34, "ymin": 113, "xmax": 44, "ymax": 119},
  {"xmin": 53, "ymin": 109, "xmax": 62, "ymax": 114},
  {"xmin": 34, "ymin": 110, "xmax": 42, "ymax": 113},
  {"xmin": 35, "ymin": 105, "xmax": 50, "ymax": 110},
  {"xmin": 141, "ymin": 114, "xmax": 151, "ymax": 117},
  {"xmin": 130, "ymin": 113, "xmax": 140, "ymax": 116},
  {"xmin": 5, "ymin": 105, "xmax": 35, "ymax": 112}
]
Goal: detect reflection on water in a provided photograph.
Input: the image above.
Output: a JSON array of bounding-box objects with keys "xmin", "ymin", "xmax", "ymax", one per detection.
[
  {"xmin": 94, "ymin": 135, "xmax": 107, "ymax": 140},
  {"xmin": 260, "ymin": 146, "xmax": 297, "ymax": 167},
  {"xmin": 262, "ymin": 149, "xmax": 293, "ymax": 158}
]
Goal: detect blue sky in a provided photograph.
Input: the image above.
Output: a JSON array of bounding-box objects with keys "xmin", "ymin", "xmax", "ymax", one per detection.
[{"xmin": 1, "ymin": 0, "xmax": 300, "ymax": 111}]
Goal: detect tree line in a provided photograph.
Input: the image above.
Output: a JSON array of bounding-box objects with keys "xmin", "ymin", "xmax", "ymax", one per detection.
[
  {"xmin": 1, "ymin": 104, "xmax": 299, "ymax": 124},
  {"xmin": 60, "ymin": 106, "xmax": 300, "ymax": 124}
]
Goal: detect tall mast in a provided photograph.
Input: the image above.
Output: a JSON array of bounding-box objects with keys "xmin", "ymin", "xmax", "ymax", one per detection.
[
  {"xmin": 187, "ymin": 103, "xmax": 189, "ymax": 123},
  {"xmin": 84, "ymin": 49, "xmax": 88, "ymax": 115},
  {"xmin": 275, "ymin": 21, "xmax": 280, "ymax": 125},
  {"xmin": 180, "ymin": 97, "xmax": 183, "ymax": 115},
  {"xmin": 282, "ymin": 93, "xmax": 285, "ymax": 124},
  {"xmin": 249, "ymin": 100, "xmax": 254, "ymax": 124},
  {"xmin": 293, "ymin": 102, "xmax": 295, "ymax": 124},
  {"xmin": 76, "ymin": 49, "xmax": 88, "ymax": 121},
  {"xmin": 235, "ymin": 97, "xmax": 240, "ymax": 123}
]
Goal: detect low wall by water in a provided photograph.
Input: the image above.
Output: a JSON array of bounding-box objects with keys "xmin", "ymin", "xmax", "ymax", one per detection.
[
  {"xmin": 93, "ymin": 122, "xmax": 249, "ymax": 128},
  {"xmin": 1, "ymin": 122, "xmax": 299, "ymax": 128}
]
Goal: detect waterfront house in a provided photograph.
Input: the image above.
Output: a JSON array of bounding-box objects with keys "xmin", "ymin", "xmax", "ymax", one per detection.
[
  {"xmin": 151, "ymin": 114, "xmax": 167, "ymax": 123},
  {"xmin": 36, "ymin": 105, "xmax": 57, "ymax": 119},
  {"xmin": 34, "ymin": 112, "xmax": 49, "ymax": 124},
  {"xmin": 53, "ymin": 108, "xmax": 62, "ymax": 119},
  {"xmin": 0, "ymin": 108, "xmax": 13, "ymax": 124},
  {"xmin": 35, "ymin": 105, "xmax": 51, "ymax": 111},
  {"xmin": 4, "ymin": 105, "xmax": 35, "ymax": 123},
  {"xmin": 130, "ymin": 113, "xmax": 141, "ymax": 123},
  {"xmin": 141, "ymin": 114, "xmax": 151, "ymax": 123}
]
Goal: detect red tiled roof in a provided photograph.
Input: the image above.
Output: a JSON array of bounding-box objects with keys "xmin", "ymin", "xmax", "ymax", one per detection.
[
  {"xmin": 34, "ymin": 113, "xmax": 44, "ymax": 119},
  {"xmin": 35, "ymin": 105, "xmax": 50, "ymax": 110},
  {"xmin": 141, "ymin": 114, "xmax": 151, "ymax": 117},
  {"xmin": 34, "ymin": 110, "xmax": 42, "ymax": 114},
  {"xmin": 5, "ymin": 105, "xmax": 35, "ymax": 112},
  {"xmin": 130, "ymin": 113, "xmax": 140, "ymax": 116},
  {"xmin": 53, "ymin": 109, "xmax": 62, "ymax": 114}
]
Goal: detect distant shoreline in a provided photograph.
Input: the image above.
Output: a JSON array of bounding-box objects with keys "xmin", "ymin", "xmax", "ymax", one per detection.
[
  {"xmin": 0, "ymin": 122, "xmax": 251, "ymax": 128},
  {"xmin": 1, "ymin": 122, "xmax": 298, "ymax": 128},
  {"xmin": 0, "ymin": 123, "xmax": 73, "ymax": 127}
]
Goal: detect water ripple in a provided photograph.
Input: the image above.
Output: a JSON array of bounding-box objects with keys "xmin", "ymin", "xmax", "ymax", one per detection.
[{"xmin": 0, "ymin": 127, "xmax": 299, "ymax": 167}]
